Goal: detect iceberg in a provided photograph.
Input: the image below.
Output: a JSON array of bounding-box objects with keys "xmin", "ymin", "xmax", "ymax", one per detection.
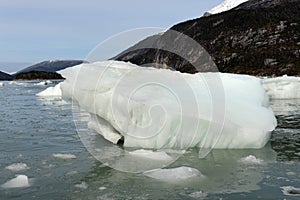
[
  {"xmin": 0, "ymin": 82, "xmax": 4, "ymax": 87},
  {"xmin": 58, "ymin": 61, "xmax": 277, "ymax": 150},
  {"xmin": 36, "ymin": 83, "xmax": 62, "ymax": 97},
  {"xmin": 262, "ymin": 75, "xmax": 300, "ymax": 99},
  {"xmin": 1, "ymin": 175, "xmax": 30, "ymax": 189}
]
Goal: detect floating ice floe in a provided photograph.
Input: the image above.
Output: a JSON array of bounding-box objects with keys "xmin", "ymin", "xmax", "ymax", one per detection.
[
  {"xmin": 35, "ymin": 80, "xmax": 52, "ymax": 86},
  {"xmin": 189, "ymin": 191, "xmax": 208, "ymax": 199},
  {"xmin": 143, "ymin": 166, "xmax": 204, "ymax": 182},
  {"xmin": 239, "ymin": 155, "xmax": 264, "ymax": 165},
  {"xmin": 36, "ymin": 83, "xmax": 62, "ymax": 97},
  {"xmin": 1, "ymin": 175, "xmax": 30, "ymax": 189},
  {"xmin": 74, "ymin": 182, "xmax": 88, "ymax": 189},
  {"xmin": 58, "ymin": 61, "xmax": 276, "ymax": 149},
  {"xmin": 52, "ymin": 153, "xmax": 76, "ymax": 159},
  {"xmin": 8, "ymin": 81, "xmax": 26, "ymax": 86},
  {"xmin": 262, "ymin": 75, "xmax": 300, "ymax": 99},
  {"xmin": 0, "ymin": 82, "xmax": 4, "ymax": 87},
  {"xmin": 281, "ymin": 186, "xmax": 300, "ymax": 196},
  {"xmin": 5, "ymin": 163, "xmax": 30, "ymax": 172}
]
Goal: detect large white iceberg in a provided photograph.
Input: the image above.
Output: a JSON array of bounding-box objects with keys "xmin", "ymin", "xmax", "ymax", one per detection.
[{"xmin": 58, "ymin": 61, "xmax": 277, "ymax": 149}]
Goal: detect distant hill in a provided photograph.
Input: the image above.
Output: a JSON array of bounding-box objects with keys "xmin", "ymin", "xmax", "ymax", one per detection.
[
  {"xmin": 114, "ymin": 0, "xmax": 300, "ymax": 76},
  {"xmin": 14, "ymin": 60, "xmax": 86, "ymax": 80},
  {"xmin": 0, "ymin": 71, "xmax": 13, "ymax": 81}
]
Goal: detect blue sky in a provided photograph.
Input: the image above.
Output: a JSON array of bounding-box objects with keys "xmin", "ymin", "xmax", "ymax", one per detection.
[{"xmin": 0, "ymin": 0, "xmax": 222, "ymax": 72}]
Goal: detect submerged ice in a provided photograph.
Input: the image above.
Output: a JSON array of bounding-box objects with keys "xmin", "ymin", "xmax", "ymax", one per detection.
[
  {"xmin": 57, "ymin": 61, "xmax": 277, "ymax": 149},
  {"xmin": 143, "ymin": 166, "xmax": 203, "ymax": 182}
]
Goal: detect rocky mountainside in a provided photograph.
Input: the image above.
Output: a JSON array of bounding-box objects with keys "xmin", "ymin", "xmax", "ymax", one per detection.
[
  {"xmin": 0, "ymin": 71, "xmax": 13, "ymax": 80},
  {"xmin": 114, "ymin": 0, "xmax": 300, "ymax": 76},
  {"xmin": 13, "ymin": 60, "xmax": 85, "ymax": 80}
]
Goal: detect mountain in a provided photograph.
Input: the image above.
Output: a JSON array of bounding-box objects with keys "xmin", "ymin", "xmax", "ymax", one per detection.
[
  {"xmin": 0, "ymin": 71, "xmax": 13, "ymax": 81},
  {"xmin": 14, "ymin": 60, "xmax": 86, "ymax": 80},
  {"xmin": 113, "ymin": 0, "xmax": 300, "ymax": 76},
  {"xmin": 207, "ymin": 0, "xmax": 249, "ymax": 15}
]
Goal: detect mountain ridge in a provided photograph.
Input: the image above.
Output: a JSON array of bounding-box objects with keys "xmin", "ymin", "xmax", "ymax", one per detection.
[
  {"xmin": 0, "ymin": 71, "xmax": 13, "ymax": 81},
  {"xmin": 13, "ymin": 60, "xmax": 86, "ymax": 80},
  {"xmin": 113, "ymin": 0, "xmax": 300, "ymax": 76}
]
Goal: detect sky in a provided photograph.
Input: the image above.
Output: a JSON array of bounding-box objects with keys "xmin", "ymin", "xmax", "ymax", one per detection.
[{"xmin": 0, "ymin": 0, "xmax": 222, "ymax": 73}]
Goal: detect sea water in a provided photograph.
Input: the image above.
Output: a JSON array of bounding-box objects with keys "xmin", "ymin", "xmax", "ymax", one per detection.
[{"xmin": 0, "ymin": 81, "xmax": 299, "ymax": 199}]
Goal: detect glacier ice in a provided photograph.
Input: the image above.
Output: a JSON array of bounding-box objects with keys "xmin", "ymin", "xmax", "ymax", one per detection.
[
  {"xmin": 1, "ymin": 175, "xmax": 30, "ymax": 189},
  {"xmin": 58, "ymin": 61, "xmax": 277, "ymax": 149},
  {"xmin": 262, "ymin": 75, "xmax": 300, "ymax": 99}
]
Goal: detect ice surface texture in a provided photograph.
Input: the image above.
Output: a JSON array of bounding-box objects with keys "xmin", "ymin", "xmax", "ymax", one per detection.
[{"xmin": 57, "ymin": 61, "xmax": 276, "ymax": 149}]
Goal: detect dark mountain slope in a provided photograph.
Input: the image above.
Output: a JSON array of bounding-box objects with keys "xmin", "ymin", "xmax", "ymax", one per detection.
[
  {"xmin": 114, "ymin": 0, "xmax": 300, "ymax": 76},
  {"xmin": 14, "ymin": 60, "xmax": 86, "ymax": 80},
  {"xmin": 0, "ymin": 71, "xmax": 13, "ymax": 81}
]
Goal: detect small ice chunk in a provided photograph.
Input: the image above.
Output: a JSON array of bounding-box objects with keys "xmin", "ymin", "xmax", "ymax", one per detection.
[
  {"xmin": 286, "ymin": 172, "xmax": 296, "ymax": 176},
  {"xmin": 129, "ymin": 149, "xmax": 173, "ymax": 161},
  {"xmin": 66, "ymin": 171, "xmax": 78, "ymax": 176},
  {"xmin": 281, "ymin": 186, "xmax": 300, "ymax": 196},
  {"xmin": 52, "ymin": 153, "xmax": 76, "ymax": 159},
  {"xmin": 36, "ymin": 83, "xmax": 62, "ymax": 97},
  {"xmin": 75, "ymin": 182, "xmax": 88, "ymax": 189},
  {"xmin": 143, "ymin": 166, "xmax": 203, "ymax": 182},
  {"xmin": 1, "ymin": 175, "xmax": 30, "ymax": 189},
  {"xmin": 239, "ymin": 155, "xmax": 264, "ymax": 165},
  {"xmin": 189, "ymin": 191, "xmax": 208, "ymax": 199},
  {"xmin": 99, "ymin": 186, "xmax": 106, "ymax": 190},
  {"xmin": 0, "ymin": 82, "xmax": 4, "ymax": 87},
  {"xmin": 5, "ymin": 163, "xmax": 30, "ymax": 172},
  {"xmin": 35, "ymin": 81, "xmax": 51, "ymax": 86}
]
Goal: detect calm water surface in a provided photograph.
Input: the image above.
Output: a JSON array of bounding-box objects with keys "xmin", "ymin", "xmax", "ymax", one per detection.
[{"xmin": 0, "ymin": 81, "xmax": 299, "ymax": 199}]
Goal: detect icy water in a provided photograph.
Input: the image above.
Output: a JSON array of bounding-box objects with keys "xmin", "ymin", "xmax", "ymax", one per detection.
[{"xmin": 0, "ymin": 81, "xmax": 299, "ymax": 200}]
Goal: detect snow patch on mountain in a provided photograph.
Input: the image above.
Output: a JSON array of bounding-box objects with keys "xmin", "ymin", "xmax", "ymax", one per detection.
[{"xmin": 208, "ymin": 0, "xmax": 249, "ymax": 15}]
